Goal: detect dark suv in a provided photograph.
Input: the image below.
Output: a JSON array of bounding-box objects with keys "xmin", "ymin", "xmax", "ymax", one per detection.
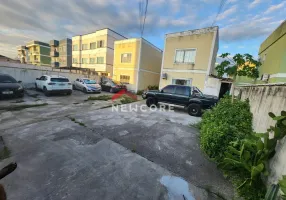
[{"xmin": 145, "ymin": 85, "xmax": 218, "ymax": 116}]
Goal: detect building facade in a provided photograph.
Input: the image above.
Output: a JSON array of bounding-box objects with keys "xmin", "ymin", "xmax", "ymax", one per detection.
[
  {"xmin": 159, "ymin": 26, "xmax": 221, "ymax": 96},
  {"xmin": 237, "ymin": 21, "xmax": 286, "ymax": 85},
  {"xmin": 72, "ymin": 28, "xmax": 126, "ymax": 76},
  {"xmin": 17, "ymin": 46, "xmax": 28, "ymax": 63},
  {"xmin": 113, "ymin": 38, "xmax": 162, "ymax": 92},
  {"xmin": 50, "ymin": 38, "xmax": 72, "ymax": 68},
  {"xmin": 21, "ymin": 41, "xmax": 51, "ymax": 66}
]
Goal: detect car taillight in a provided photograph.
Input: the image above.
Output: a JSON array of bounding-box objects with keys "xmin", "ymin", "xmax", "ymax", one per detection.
[{"xmin": 48, "ymin": 82, "xmax": 56, "ymax": 85}]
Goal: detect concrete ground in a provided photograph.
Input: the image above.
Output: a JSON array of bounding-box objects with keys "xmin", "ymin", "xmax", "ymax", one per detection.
[{"xmin": 0, "ymin": 90, "xmax": 233, "ymax": 200}]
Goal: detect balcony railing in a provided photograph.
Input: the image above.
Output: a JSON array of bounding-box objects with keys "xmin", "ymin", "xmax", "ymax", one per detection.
[{"xmin": 50, "ymin": 51, "xmax": 59, "ymax": 57}]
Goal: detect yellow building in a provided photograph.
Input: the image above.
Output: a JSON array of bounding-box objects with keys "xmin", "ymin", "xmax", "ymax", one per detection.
[
  {"xmin": 72, "ymin": 28, "xmax": 126, "ymax": 76},
  {"xmin": 17, "ymin": 41, "xmax": 51, "ymax": 66},
  {"xmin": 159, "ymin": 26, "xmax": 224, "ymax": 97},
  {"xmin": 113, "ymin": 38, "xmax": 162, "ymax": 92}
]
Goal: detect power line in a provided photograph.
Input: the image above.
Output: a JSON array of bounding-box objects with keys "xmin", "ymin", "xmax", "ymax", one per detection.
[
  {"xmin": 211, "ymin": 0, "xmax": 227, "ymax": 26},
  {"xmin": 141, "ymin": 0, "xmax": 148, "ymax": 37}
]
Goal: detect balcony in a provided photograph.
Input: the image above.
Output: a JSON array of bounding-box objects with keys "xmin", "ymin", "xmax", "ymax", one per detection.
[
  {"xmin": 50, "ymin": 51, "xmax": 59, "ymax": 57},
  {"xmin": 51, "ymin": 62, "xmax": 59, "ymax": 68},
  {"xmin": 50, "ymin": 40, "xmax": 59, "ymax": 46}
]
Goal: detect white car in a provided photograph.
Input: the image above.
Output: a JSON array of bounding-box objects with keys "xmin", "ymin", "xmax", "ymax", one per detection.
[
  {"xmin": 35, "ymin": 75, "xmax": 72, "ymax": 96},
  {"xmin": 73, "ymin": 78, "xmax": 101, "ymax": 93}
]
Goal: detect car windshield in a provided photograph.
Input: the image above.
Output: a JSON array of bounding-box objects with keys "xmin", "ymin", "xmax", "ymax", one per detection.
[
  {"xmin": 0, "ymin": 75, "xmax": 17, "ymax": 83},
  {"xmin": 193, "ymin": 87, "xmax": 203, "ymax": 96},
  {"xmin": 51, "ymin": 78, "xmax": 69, "ymax": 82},
  {"xmin": 83, "ymin": 79, "xmax": 96, "ymax": 84}
]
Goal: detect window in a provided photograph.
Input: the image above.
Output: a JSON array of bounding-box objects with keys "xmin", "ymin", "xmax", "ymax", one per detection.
[
  {"xmin": 82, "ymin": 58, "xmax": 88, "ymax": 64},
  {"xmin": 73, "ymin": 45, "xmax": 78, "ymax": 51},
  {"xmin": 72, "ymin": 58, "xmax": 78, "ymax": 64},
  {"xmin": 90, "ymin": 58, "xmax": 95, "ymax": 64},
  {"xmin": 51, "ymin": 78, "xmax": 69, "ymax": 82},
  {"xmin": 162, "ymin": 85, "xmax": 175, "ymax": 93},
  {"xmin": 172, "ymin": 79, "xmax": 191, "ymax": 86},
  {"xmin": 101, "ymin": 72, "xmax": 108, "ymax": 77},
  {"xmin": 174, "ymin": 49, "xmax": 196, "ymax": 63},
  {"xmin": 120, "ymin": 75, "xmax": 130, "ymax": 84},
  {"xmin": 82, "ymin": 44, "xmax": 88, "ymax": 50},
  {"xmin": 97, "ymin": 57, "xmax": 104, "ymax": 64},
  {"xmin": 97, "ymin": 40, "xmax": 104, "ymax": 48},
  {"xmin": 90, "ymin": 42, "xmax": 96, "ymax": 49},
  {"xmin": 192, "ymin": 87, "xmax": 203, "ymax": 96},
  {"xmin": 121, "ymin": 53, "xmax": 132, "ymax": 63},
  {"xmin": 175, "ymin": 86, "xmax": 190, "ymax": 96}
]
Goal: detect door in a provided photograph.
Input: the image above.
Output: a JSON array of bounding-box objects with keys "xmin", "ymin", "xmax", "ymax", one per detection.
[
  {"xmin": 74, "ymin": 79, "xmax": 80, "ymax": 89},
  {"xmin": 157, "ymin": 85, "xmax": 175, "ymax": 103},
  {"xmin": 101, "ymin": 81, "xmax": 111, "ymax": 91},
  {"xmin": 38, "ymin": 76, "xmax": 46, "ymax": 89},
  {"xmin": 173, "ymin": 86, "xmax": 190, "ymax": 105}
]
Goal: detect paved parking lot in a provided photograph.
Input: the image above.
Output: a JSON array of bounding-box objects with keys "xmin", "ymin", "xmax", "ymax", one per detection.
[{"xmin": 0, "ymin": 91, "xmax": 233, "ymax": 200}]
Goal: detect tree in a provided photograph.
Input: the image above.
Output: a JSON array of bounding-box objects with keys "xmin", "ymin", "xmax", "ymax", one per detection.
[{"xmin": 215, "ymin": 53, "xmax": 260, "ymax": 102}]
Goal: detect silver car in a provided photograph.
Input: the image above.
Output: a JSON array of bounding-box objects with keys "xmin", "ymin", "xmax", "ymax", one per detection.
[{"xmin": 73, "ymin": 78, "xmax": 101, "ymax": 93}]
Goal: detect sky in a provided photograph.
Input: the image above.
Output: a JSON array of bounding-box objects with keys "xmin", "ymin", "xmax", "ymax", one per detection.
[{"xmin": 0, "ymin": 0, "xmax": 285, "ymax": 59}]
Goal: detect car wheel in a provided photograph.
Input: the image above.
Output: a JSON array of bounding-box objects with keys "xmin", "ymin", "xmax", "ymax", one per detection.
[
  {"xmin": 43, "ymin": 87, "xmax": 50, "ymax": 97},
  {"xmin": 187, "ymin": 103, "xmax": 202, "ymax": 116},
  {"xmin": 67, "ymin": 90, "xmax": 72, "ymax": 95},
  {"xmin": 146, "ymin": 97, "xmax": 157, "ymax": 107},
  {"xmin": 72, "ymin": 85, "xmax": 76, "ymax": 90},
  {"xmin": 35, "ymin": 83, "xmax": 38, "ymax": 91},
  {"xmin": 83, "ymin": 87, "xmax": 87, "ymax": 93},
  {"xmin": 18, "ymin": 93, "xmax": 24, "ymax": 98},
  {"xmin": 110, "ymin": 88, "xmax": 113, "ymax": 93}
]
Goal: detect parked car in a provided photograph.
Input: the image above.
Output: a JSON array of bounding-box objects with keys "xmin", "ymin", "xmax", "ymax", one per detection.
[
  {"xmin": 0, "ymin": 73, "xmax": 24, "ymax": 98},
  {"xmin": 145, "ymin": 85, "xmax": 218, "ymax": 116},
  {"xmin": 100, "ymin": 80, "xmax": 126, "ymax": 93},
  {"xmin": 35, "ymin": 75, "xmax": 72, "ymax": 96},
  {"xmin": 73, "ymin": 78, "xmax": 101, "ymax": 93}
]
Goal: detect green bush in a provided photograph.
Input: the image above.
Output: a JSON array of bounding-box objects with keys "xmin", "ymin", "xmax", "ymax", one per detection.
[
  {"xmin": 87, "ymin": 95, "xmax": 112, "ymax": 101},
  {"xmin": 120, "ymin": 95, "xmax": 137, "ymax": 104},
  {"xmin": 136, "ymin": 90, "xmax": 144, "ymax": 95},
  {"xmin": 200, "ymin": 97, "xmax": 253, "ymax": 161},
  {"xmin": 147, "ymin": 85, "xmax": 159, "ymax": 90}
]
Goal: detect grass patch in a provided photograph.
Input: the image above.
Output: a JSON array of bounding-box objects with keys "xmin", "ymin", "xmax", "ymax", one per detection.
[
  {"xmin": 68, "ymin": 117, "xmax": 86, "ymax": 127},
  {"xmin": 87, "ymin": 95, "xmax": 112, "ymax": 101},
  {"xmin": 0, "ymin": 147, "xmax": 11, "ymax": 161},
  {"xmin": 120, "ymin": 95, "xmax": 137, "ymax": 104},
  {"xmin": 0, "ymin": 103, "xmax": 48, "ymax": 111},
  {"xmin": 188, "ymin": 121, "xmax": 201, "ymax": 129}
]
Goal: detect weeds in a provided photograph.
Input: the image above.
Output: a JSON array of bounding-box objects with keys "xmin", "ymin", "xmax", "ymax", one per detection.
[
  {"xmin": 68, "ymin": 117, "xmax": 86, "ymax": 127},
  {"xmin": 87, "ymin": 95, "xmax": 112, "ymax": 101},
  {"xmin": 0, "ymin": 147, "xmax": 11, "ymax": 161},
  {"xmin": 0, "ymin": 103, "xmax": 48, "ymax": 111}
]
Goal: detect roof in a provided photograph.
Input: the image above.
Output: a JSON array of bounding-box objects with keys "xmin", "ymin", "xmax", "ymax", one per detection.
[
  {"xmin": 115, "ymin": 37, "xmax": 162, "ymax": 52},
  {"xmin": 73, "ymin": 28, "xmax": 127, "ymax": 39},
  {"xmin": 259, "ymin": 20, "xmax": 286, "ymax": 54},
  {"xmin": 165, "ymin": 26, "xmax": 219, "ymax": 38}
]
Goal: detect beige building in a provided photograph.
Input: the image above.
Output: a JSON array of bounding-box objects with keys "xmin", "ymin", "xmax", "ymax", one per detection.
[
  {"xmin": 72, "ymin": 28, "xmax": 126, "ymax": 76},
  {"xmin": 113, "ymin": 38, "xmax": 162, "ymax": 92},
  {"xmin": 159, "ymin": 26, "xmax": 224, "ymax": 97}
]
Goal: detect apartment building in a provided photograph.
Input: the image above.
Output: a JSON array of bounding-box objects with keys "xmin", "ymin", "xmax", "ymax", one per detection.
[
  {"xmin": 237, "ymin": 20, "xmax": 286, "ymax": 85},
  {"xmin": 159, "ymin": 26, "xmax": 223, "ymax": 96},
  {"xmin": 113, "ymin": 38, "xmax": 162, "ymax": 92},
  {"xmin": 23, "ymin": 41, "xmax": 51, "ymax": 66},
  {"xmin": 72, "ymin": 28, "xmax": 126, "ymax": 76},
  {"xmin": 50, "ymin": 38, "xmax": 72, "ymax": 68},
  {"xmin": 17, "ymin": 46, "xmax": 28, "ymax": 63}
]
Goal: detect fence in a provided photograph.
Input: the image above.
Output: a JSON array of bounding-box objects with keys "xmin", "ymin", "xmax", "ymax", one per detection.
[
  {"xmin": 0, "ymin": 61, "xmax": 100, "ymax": 88},
  {"xmin": 238, "ymin": 84, "xmax": 286, "ymax": 185}
]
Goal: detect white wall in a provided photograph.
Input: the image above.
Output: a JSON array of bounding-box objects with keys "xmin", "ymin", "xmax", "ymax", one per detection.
[
  {"xmin": 203, "ymin": 77, "xmax": 221, "ymax": 97},
  {"xmin": 239, "ymin": 85, "xmax": 286, "ymax": 185},
  {"xmin": 0, "ymin": 61, "xmax": 99, "ymax": 88}
]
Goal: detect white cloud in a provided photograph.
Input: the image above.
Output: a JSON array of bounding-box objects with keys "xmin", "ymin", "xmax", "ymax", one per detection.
[
  {"xmin": 249, "ymin": 0, "xmax": 263, "ymax": 9},
  {"xmin": 217, "ymin": 5, "xmax": 237, "ymax": 21},
  {"xmin": 265, "ymin": 2, "xmax": 286, "ymax": 14}
]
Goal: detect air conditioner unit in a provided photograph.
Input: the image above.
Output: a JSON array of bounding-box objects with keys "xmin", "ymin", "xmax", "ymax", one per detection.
[
  {"xmin": 261, "ymin": 73, "xmax": 269, "ymax": 82},
  {"xmin": 162, "ymin": 73, "xmax": 167, "ymax": 79}
]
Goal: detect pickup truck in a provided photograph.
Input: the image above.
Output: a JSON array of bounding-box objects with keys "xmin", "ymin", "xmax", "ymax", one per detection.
[{"xmin": 145, "ymin": 85, "xmax": 218, "ymax": 116}]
